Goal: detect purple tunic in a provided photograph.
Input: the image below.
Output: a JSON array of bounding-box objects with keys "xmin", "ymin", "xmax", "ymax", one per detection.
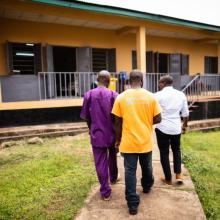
[{"xmin": 80, "ymin": 86, "xmax": 117, "ymax": 147}]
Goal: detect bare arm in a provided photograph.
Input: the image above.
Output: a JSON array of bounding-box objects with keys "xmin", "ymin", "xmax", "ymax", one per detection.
[
  {"xmin": 153, "ymin": 113, "xmax": 162, "ymax": 124},
  {"xmin": 182, "ymin": 117, "xmax": 188, "ymax": 127},
  {"xmin": 115, "ymin": 116, "xmax": 122, "ymax": 146},
  {"xmin": 181, "ymin": 95, "xmax": 189, "ymax": 133},
  {"xmin": 182, "ymin": 116, "xmax": 189, "ymax": 133}
]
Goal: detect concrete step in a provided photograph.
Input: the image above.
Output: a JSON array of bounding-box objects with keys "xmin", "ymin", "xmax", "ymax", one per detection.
[
  {"xmin": 0, "ymin": 128, "xmax": 88, "ymax": 142},
  {"xmin": 188, "ymin": 118, "xmax": 220, "ymax": 131},
  {"xmin": 0, "ymin": 122, "xmax": 88, "ymax": 142}
]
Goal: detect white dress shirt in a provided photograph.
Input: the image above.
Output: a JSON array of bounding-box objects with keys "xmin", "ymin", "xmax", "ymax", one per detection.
[{"xmin": 155, "ymin": 86, "xmax": 189, "ymax": 135}]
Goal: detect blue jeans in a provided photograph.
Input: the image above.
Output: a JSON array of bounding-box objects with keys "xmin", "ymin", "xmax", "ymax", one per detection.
[{"xmin": 123, "ymin": 152, "xmax": 154, "ymax": 210}]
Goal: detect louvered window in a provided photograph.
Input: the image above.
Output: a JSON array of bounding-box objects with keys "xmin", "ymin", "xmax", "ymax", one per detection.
[
  {"xmin": 92, "ymin": 48, "xmax": 116, "ymax": 72},
  {"xmin": 7, "ymin": 42, "xmax": 42, "ymax": 74}
]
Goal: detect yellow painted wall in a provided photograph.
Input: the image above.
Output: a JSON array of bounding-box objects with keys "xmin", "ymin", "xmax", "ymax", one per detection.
[
  {"xmin": 0, "ymin": 18, "xmax": 218, "ymax": 77},
  {"xmin": 0, "ymin": 18, "xmax": 135, "ymax": 75},
  {"xmin": 0, "ymin": 98, "xmax": 83, "ymax": 110},
  {"xmin": 145, "ymin": 36, "xmax": 217, "ymax": 74},
  {"xmin": 0, "ymin": 28, "xmax": 7, "ymax": 76}
]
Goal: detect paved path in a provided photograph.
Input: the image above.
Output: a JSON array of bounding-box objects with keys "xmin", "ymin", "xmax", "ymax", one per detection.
[{"xmin": 75, "ymin": 136, "xmax": 206, "ymax": 220}]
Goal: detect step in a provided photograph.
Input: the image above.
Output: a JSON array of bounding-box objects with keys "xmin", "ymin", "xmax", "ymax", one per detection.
[
  {"xmin": 0, "ymin": 122, "xmax": 87, "ymax": 138},
  {"xmin": 0, "ymin": 128, "xmax": 88, "ymax": 143}
]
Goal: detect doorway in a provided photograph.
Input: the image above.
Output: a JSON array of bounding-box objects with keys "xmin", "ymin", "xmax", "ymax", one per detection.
[{"xmin": 53, "ymin": 46, "xmax": 76, "ymax": 96}]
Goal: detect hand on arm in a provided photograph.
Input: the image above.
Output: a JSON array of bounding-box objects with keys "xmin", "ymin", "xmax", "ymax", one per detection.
[
  {"xmin": 115, "ymin": 116, "xmax": 122, "ymax": 149},
  {"xmin": 80, "ymin": 93, "xmax": 91, "ymax": 133},
  {"xmin": 182, "ymin": 116, "xmax": 189, "ymax": 134},
  {"xmin": 86, "ymin": 119, "xmax": 91, "ymax": 130},
  {"xmin": 181, "ymin": 95, "xmax": 189, "ymax": 134},
  {"xmin": 153, "ymin": 113, "xmax": 162, "ymax": 124},
  {"xmin": 153, "ymin": 97, "xmax": 162, "ymax": 125}
]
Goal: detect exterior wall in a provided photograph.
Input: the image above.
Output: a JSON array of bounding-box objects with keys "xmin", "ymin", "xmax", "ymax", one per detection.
[
  {"xmin": 0, "ymin": 29, "xmax": 7, "ymax": 76},
  {"xmin": 146, "ymin": 36, "xmax": 217, "ymax": 74},
  {"xmin": 0, "ymin": 18, "xmax": 218, "ymax": 76},
  {"xmin": 0, "ymin": 99, "xmax": 83, "ymax": 110},
  {"xmin": 0, "ymin": 18, "xmax": 135, "ymax": 74},
  {"xmin": 1, "ymin": 75, "xmax": 40, "ymax": 102}
]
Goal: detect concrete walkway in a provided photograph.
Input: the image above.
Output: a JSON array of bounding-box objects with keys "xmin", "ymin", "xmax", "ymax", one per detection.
[{"xmin": 75, "ymin": 138, "xmax": 206, "ymax": 220}]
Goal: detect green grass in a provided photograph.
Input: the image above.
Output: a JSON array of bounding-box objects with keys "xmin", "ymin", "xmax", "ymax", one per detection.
[
  {"xmin": 0, "ymin": 134, "xmax": 97, "ymax": 220},
  {"xmin": 182, "ymin": 131, "xmax": 220, "ymax": 220}
]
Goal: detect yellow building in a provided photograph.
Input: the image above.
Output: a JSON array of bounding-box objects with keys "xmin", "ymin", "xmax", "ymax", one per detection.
[{"xmin": 0, "ymin": 0, "xmax": 220, "ymax": 125}]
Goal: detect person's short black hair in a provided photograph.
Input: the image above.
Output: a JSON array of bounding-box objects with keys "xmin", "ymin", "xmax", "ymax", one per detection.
[
  {"xmin": 129, "ymin": 69, "xmax": 143, "ymax": 84},
  {"xmin": 159, "ymin": 75, "xmax": 173, "ymax": 85}
]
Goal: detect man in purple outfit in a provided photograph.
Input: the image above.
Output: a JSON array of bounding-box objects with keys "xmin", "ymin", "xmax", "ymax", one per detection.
[{"xmin": 80, "ymin": 70, "xmax": 119, "ymax": 201}]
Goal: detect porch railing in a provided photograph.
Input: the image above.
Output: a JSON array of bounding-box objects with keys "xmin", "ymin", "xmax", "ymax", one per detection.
[
  {"xmin": 38, "ymin": 72, "xmax": 123, "ymax": 100},
  {"xmin": 38, "ymin": 72, "xmax": 97, "ymax": 100},
  {"xmin": 38, "ymin": 72, "xmax": 220, "ymax": 101},
  {"xmin": 182, "ymin": 74, "xmax": 220, "ymax": 107},
  {"xmin": 182, "ymin": 75, "xmax": 200, "ymax": 107},
  {"xmin": 145, "ymin": 73, "xmax": 167, "ymax": 93}
]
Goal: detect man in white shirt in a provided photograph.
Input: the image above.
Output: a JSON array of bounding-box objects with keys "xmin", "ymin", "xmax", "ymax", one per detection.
[{"xmin": 155, "ymin": 75, "xmax": 189, "ymax": 185}]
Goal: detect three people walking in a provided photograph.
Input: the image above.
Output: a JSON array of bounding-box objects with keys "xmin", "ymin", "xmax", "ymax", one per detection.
[{"xmin": 81, "ymin": 70, "xmax": 189, "ymax": 215}]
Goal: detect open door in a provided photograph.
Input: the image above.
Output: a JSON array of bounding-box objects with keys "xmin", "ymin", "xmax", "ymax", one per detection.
[
  {"xmin": 169, "ymin": 53, "xmax": 181, "ymax": 74},
  {"xmin": 146, "ymin": 51, "xmax": 154, "ymax": 73},
  {"xmin": 76, "ymin": 47, "xmax": 92, "ymax": 96},
  {"xmin": 181, "ymin": 54, "xmax": 189, "ymax": 75},
  {"xmin": 43, "ymin": 45, "xmax": 55, "ymax": 99},
  {"xmin": 154, "ymin": 52, "xmax": 159, "ymax": 73}
]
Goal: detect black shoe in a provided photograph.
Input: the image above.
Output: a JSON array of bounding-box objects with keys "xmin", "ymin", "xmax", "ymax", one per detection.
[
  {"xmin": 143, "ymin": 188, "xmax": 151, "ymax": 193},
  {"xmin": 129, "ymin": 209, "xmax": 138, "ymax": 215}
]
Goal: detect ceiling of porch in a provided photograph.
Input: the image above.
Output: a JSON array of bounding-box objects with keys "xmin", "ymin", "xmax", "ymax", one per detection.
[{"xmin": 0, "ymin": 8, "xmax": 217, "ymax": 42}]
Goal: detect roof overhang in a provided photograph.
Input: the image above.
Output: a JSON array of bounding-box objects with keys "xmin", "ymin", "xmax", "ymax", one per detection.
[
  {"xmin": 1, "ymin": 0, "xmax": 220, "ymax": 42},
  {"xmin": 32, "ymin": 0, "xmax": 220, "ymax": 33}
]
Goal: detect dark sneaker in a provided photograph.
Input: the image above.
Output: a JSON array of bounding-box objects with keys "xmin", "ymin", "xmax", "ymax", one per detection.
[
  {"xmin": 129, "ymin": 209, "xmax": 138, "ymax": 215},
  {"xmin": 143, "ymin": 188, "xmax": 151, "ymax": 193}
]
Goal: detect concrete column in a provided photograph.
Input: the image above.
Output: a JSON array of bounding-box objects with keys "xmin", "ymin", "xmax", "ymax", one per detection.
[
  {"xmin": 0, "ymin": 80, "xmax": 2, "ymax": 103},
  {"xmin": 136, "ymin": 26, "xmax": 146, "ymax": 73},
  {"xmin": 218, "ymin": 41, "xmax": 220, "ymax": 74},
  {"xmin": 136, "ymin": 26, "xmax": 146, "ymax": 88}
]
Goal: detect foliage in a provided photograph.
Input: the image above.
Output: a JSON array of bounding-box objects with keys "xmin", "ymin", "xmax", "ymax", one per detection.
[{"xmin": 182, "ymin": 131, "xmax": 220, "ymax": 220}]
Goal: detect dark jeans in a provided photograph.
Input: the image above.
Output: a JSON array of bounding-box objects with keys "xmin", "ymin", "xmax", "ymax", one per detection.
[
  {"xmin": 155, "ymin": 128, "xmax": 181, "ymax": 181},
  {"xmin": 123, "ymin": 152, "xmax": 154, "ymax": 211}
]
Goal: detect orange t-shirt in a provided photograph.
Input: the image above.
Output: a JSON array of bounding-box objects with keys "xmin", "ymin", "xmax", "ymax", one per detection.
[{"xmin": 112, "ymin": 88, "xmax": 161, "ymax": 153}]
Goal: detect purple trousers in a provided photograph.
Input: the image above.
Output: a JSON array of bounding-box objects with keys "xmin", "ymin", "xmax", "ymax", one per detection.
[{"xmin": 92, "ymin": 146, "xmax": 118, "ymax": 198}]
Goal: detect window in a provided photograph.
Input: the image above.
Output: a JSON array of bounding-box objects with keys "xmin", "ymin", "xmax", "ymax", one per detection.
[
  {"xmin": 7, "ymin": 42, "xmax": 42, "ymax": 74},
  {"xmin": 92, "ymin": 48, "xmax": 116, "ymax": 72},
  {"xmin": 204, "ymin": 56, "xmax": 218, "ymax": 73},
  {"xmin": 132, "ymin": 51, "xmax": 189, "ymax": 74}
]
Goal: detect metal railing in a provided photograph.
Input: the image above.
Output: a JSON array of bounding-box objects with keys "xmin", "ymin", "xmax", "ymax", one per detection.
[
  {"xmin": 182, "ymin": 74, "xmax": 220, "ymax": 107},
  {"xmin": 145, "ymin": 73, "xmax": 167, "ymax": 93},
  {"xmin": 38, "ymin": 72, "xmax": 124, "ymax": 100},
  {"xmin": 38, "ymin": 72, "xmax": 97, "ymax": 100},
  {"xmin": 199, "ymin": 74, "xmax": 220, "ymax": 96},
  {"xmin": 38, "ymin": 72, "xmax": 220, "ymax": 102},
  {"xmin": 182, "ymin": 75, "xmax": 200, "ymax": 107}
]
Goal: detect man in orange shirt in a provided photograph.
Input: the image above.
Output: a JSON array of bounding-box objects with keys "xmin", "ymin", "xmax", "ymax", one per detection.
[{"xmin": 112, "ymin": 70, "xmax": 161, "ymax": 215}]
